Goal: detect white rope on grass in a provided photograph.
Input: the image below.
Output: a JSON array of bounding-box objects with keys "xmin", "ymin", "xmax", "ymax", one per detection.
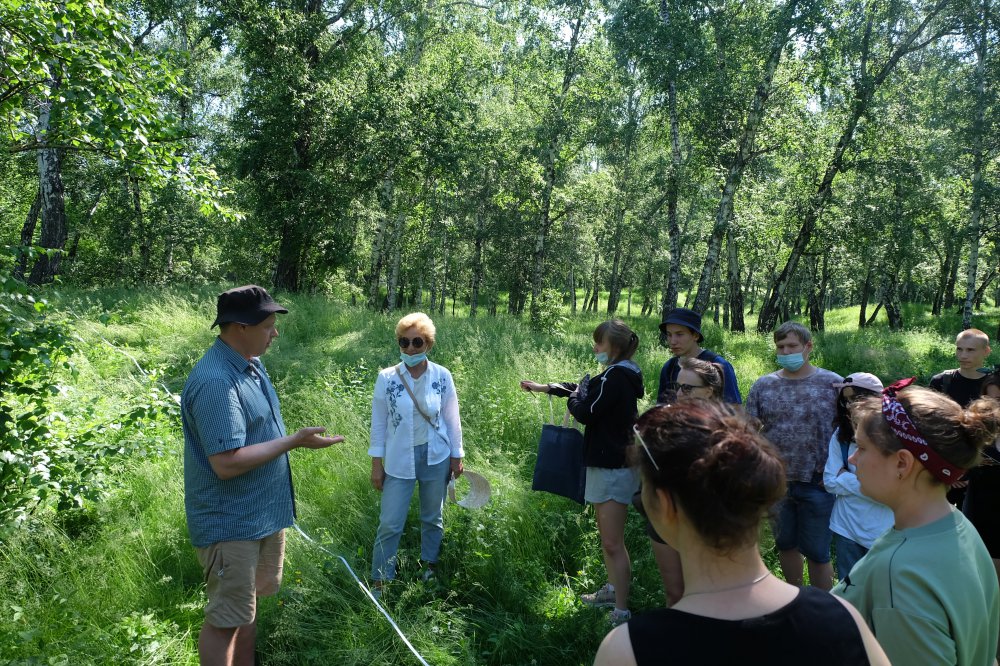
[{"xmin": 293, "ymin": 523, "xmax": 432, "ymax": 666}]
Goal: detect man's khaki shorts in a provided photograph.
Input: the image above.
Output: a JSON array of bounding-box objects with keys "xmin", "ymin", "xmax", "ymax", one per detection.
[{"xmin": 196, "ymin": 529, "xmax": 285, "ymax": 629}]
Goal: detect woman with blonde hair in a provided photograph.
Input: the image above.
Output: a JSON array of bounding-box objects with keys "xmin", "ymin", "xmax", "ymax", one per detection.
[
  {"xmin": 368, "ymin": 312, "xmax": 464, "ymax": 596},
  {"xmin": 834, "ymin": 380, "xmax": 1000, "ymax": 665}
]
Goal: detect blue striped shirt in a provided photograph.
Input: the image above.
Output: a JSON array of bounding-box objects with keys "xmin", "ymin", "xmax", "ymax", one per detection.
[{"xmin": 182, "ymin": 337, "xmax": 295, "ymax": 547}]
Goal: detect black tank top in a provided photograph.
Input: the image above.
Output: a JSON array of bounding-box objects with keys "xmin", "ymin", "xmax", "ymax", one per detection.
[{"xmin": 627, "ymin": 586, "xmax": 870, "ymax": 665}]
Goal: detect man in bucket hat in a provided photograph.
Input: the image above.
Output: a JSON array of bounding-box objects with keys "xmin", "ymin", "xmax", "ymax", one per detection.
[
  {"xmin": 657, "ymin": 307, "xmax": 741, "ymax": 404},
  {"xmin": 182, "ymin": 285, "xmax": 344, "ymax": 665}
]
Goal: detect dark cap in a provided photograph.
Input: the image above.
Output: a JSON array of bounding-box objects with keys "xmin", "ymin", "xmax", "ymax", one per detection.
[
  {"xmin": 659, "ymin": 307, "xmax": 703, "ymax": 341},
  {"xmin": 211, "ymin": 285, "xmax": 288, "ymax": 328}
]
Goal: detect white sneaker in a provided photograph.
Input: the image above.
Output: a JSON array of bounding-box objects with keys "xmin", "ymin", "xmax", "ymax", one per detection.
[{"xmin": 609, "ymin": 608, "xmax": 631, "ymax": 626}]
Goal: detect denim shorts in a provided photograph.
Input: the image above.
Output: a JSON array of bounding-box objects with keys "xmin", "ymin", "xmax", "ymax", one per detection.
[
  {"xmin": 771, "ymin": 481, "xmax": 835, "ymax": 563},
  {"xmin": 585, "ymin": 466, "xmax": 639, "ymax": 505}
]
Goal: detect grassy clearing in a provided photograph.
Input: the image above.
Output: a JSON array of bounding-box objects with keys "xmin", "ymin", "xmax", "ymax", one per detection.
[{"xmin": 2, "ymin": 288, "xmax": 997, "ymax": 665}]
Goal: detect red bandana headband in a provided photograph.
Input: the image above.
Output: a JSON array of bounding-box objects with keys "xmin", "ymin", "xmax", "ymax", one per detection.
[{"xmin": 881, "ymin": 377, "xmax": 966, "ymax": 485}]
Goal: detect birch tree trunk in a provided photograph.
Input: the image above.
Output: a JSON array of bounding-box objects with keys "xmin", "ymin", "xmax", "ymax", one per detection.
[
  {"xmin": 28, "ymin": 95, "xmax": 67, "ymax": 286},
  {"xmin": 607, "ymin": 207, "xmax": 626, "ymax": 315},
  {"xmin": 859, "ymin": 263, "xmax": 874, "ymax": 327},
  {"xmin": 726, "ymin": 226, "xmax": 745, "ymax": 332},
  {"xmin": 757, "ymin": 1, "xmax": 951, "ymax": 333},
  {"xmin": 386, "ymin": 211, "xmax": 405, "ymax": 311},
  {"xmin": 132, "ymin": 176, "xmax": 152, "ymax": 283},
  {"xmin": 368, "ymin": 175, "xmax": 394, "ymax": 309},
  {"xmin": 530, "ymin": 9, "xmax": 584, "ymax": 328},
  {"xmin": 962, "ymin": 0, "xmax": 988, "ymax": 330},
  {"xmin": 659, "ymin": 0, "xmax": 682, "ymax": 332},
  {"xmin": 13, "ymin": 189, "xmax": 41, "ymax": 281},
  {"xmin": 469, "ymin": 212, "xmax": 485, "ymax": 318},
  {"xmin": 692, "ymin": 0, "xmax": 800, "ymax": 314}
]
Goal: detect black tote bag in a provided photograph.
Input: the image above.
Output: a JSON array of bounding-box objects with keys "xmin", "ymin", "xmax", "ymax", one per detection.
[{"xmin": 531, "ymin": 397, "xmax": 586, "ymax": 504}]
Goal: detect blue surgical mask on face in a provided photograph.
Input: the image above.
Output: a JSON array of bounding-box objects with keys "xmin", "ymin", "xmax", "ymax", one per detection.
[
  {"xmin": 776, "ymin": 352, "xmax": 805, "ymax": 372},
  {"xmin": 595, "ymin": 351, "xmax": 610, "ymax": 365},
  {"xmin": 400, "ymin": 352, "xmax": 428, "ymax": 367}
]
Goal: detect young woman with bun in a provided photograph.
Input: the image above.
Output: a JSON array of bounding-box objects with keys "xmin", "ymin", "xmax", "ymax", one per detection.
[
  {"xmin": 595, "ymin": 401, "xmax": 887, "ymax": 665},
  {"xmin": 833, "ymin": 380, "xmax": 1000, "ymax": 666},
  {"xmin": 644, "ymin": 357, "xmax": 727, "ymax": 605}
]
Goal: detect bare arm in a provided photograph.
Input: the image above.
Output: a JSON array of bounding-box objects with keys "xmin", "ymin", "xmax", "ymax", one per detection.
[
  {"xmin": 593, "ymin": 625, "xmax": 636, "ymax": 666},
  {"xmin": 371, "ymin": 456, "xmax": 385, "ymax": 491},
  {"xmin": 210, "ymin": 427, "xmax": 344, "ymax": 480}
]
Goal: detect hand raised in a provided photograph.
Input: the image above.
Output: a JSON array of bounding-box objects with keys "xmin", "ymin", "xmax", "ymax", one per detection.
[
  {"xmin": 520, "ymin": 380, "xmax": 546, "ymax": 393},
  {"xmin": 294, "ymin": 427, "xmax": 345, "ymax": 449}
]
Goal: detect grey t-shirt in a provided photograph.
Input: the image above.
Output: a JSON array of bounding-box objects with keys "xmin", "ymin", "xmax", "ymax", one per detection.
[{"xmin": 746, "ymin": 367, "xmax": 843, "ymax": 483}]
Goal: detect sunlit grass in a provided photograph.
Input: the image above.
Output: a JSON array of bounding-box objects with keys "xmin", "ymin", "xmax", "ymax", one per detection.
[{"xmin": 2, "ymin": 288, "xmax": 997, "ymax": 664}]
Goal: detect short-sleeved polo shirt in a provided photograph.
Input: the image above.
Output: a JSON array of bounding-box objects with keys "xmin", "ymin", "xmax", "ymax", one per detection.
[{"xmin": 182, "ymin": 337, "xmax": 294, "ymax": 548}]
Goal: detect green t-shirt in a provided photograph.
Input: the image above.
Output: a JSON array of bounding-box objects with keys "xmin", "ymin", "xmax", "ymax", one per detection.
[{"xmin": 834, "ymin": 509, "xmax": 999, "ymax": 666}]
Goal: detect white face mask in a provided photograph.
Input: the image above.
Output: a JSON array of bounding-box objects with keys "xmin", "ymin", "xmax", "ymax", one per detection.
[
  {"xmin": 776, "ymin": 352, "xmax": 805, "ymax": 372},
  {"xmin": 400, "ymin": 351, "xmax": 428, "ymax": 367}
]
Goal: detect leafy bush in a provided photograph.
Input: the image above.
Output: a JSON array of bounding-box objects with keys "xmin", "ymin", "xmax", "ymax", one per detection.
[
  {"xmin": 0, "ymin": 258, "xmax": 79, "ymax": 525},
  {"xmin": 0, "ymin": 248, "xmax": 178, "ymax": 528},
  {"xmin": 530, "ymin": 288, "xmax": 568, "ymax": 334}
]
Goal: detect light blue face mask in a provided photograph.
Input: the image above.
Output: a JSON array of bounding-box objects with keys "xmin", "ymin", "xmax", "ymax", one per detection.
[
  {"xmin": 400, "ymin": 352, "xmax": 428, "ymax": 367},
  {"xmin": 776, "ymin": 352, "xmax": 805, "ymax": 372},
  {"xmin": 595, "ymin": 351, "xmax": 610, "ymax": 365}
]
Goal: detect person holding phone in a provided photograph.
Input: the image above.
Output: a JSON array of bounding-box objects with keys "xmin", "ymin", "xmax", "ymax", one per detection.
[{"xmin": 521, "ymin": 319, "xmax": 644, "ymax": 626}]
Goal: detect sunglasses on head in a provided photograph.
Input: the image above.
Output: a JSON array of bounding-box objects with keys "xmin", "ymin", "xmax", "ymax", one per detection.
[
  {"xmin": 398, "ymin": 336, "xmax": 425, "ymax": 349},
  {"xmin": 667, "ymin": 382, "xmax": 705, "ymax": 394},
  {"xmin": 633, "ymin": 424, "xmax": 661, "ymax": 471}
]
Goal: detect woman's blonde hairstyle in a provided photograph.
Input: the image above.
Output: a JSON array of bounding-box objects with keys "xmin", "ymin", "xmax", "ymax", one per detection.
[{"xmin": 395, "ymin": 312, "xmax": 436, "ymax": 347}]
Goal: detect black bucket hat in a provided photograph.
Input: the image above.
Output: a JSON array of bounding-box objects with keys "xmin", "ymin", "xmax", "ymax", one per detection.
[
  {"xmin": 211, "ymin": 285, "xmax": 288, "ymax": 328},
  {"xmin": 658, "ymin": 307, "xmax": 703, "ymax": 342}
]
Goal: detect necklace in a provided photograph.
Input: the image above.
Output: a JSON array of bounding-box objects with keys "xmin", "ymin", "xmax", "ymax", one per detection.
[{"xmin": 682, "ymin": 571, "xmax": 771, "ymax": 598}]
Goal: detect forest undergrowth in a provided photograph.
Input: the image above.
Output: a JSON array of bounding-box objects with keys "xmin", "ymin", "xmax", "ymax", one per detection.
[{"xmin": 1, "ymin": 286, "xmax": 995, "ymax": 665}]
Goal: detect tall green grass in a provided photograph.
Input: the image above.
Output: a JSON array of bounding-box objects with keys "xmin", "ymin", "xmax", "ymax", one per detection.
[{"xmin": 1, "ymin": 288, "xmax": 996, "ymax": 665}]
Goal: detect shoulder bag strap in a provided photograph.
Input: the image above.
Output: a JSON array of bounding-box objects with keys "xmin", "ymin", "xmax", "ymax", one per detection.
[{"xmin": 396, "ymin": 365, "xmax": 436, "ymax": 427}]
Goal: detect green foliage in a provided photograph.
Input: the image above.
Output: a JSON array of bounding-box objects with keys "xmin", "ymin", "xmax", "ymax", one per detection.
[
  {"xmin": 0, "ymin": 251, "xmax": 179, "ymax": 527},
  {"xmin": 4, "ymin": 288, "xmax": 994, "ymax": 664},
  {"xmin": 531, "ymin": 288, "xmax": 568, "ymax": 333},
  {"xmin": 1, "ymin": 249, "xmax": 78, "ymax": 524},
  {"xmin": 0, "ymin": 0, "xmax": 233, "ymax": 216}
]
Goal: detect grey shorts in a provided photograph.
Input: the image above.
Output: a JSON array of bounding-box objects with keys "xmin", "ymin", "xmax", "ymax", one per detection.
[{"xmin": 585, "ymin": 466, "xmax": 639, "ymax": 505}]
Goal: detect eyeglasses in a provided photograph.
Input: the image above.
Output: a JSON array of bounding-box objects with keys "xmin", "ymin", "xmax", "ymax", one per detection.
[
  {"xmin": 667, "ymin": 382, "xmax": 705, "ymax": 395},
  {"xmin": 398, "ymin": 336, "xmax": 425, "ymax": 349},
  {"xmin": 633, "ymin": 424, "xmax": 660, "ymax": 471}
]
